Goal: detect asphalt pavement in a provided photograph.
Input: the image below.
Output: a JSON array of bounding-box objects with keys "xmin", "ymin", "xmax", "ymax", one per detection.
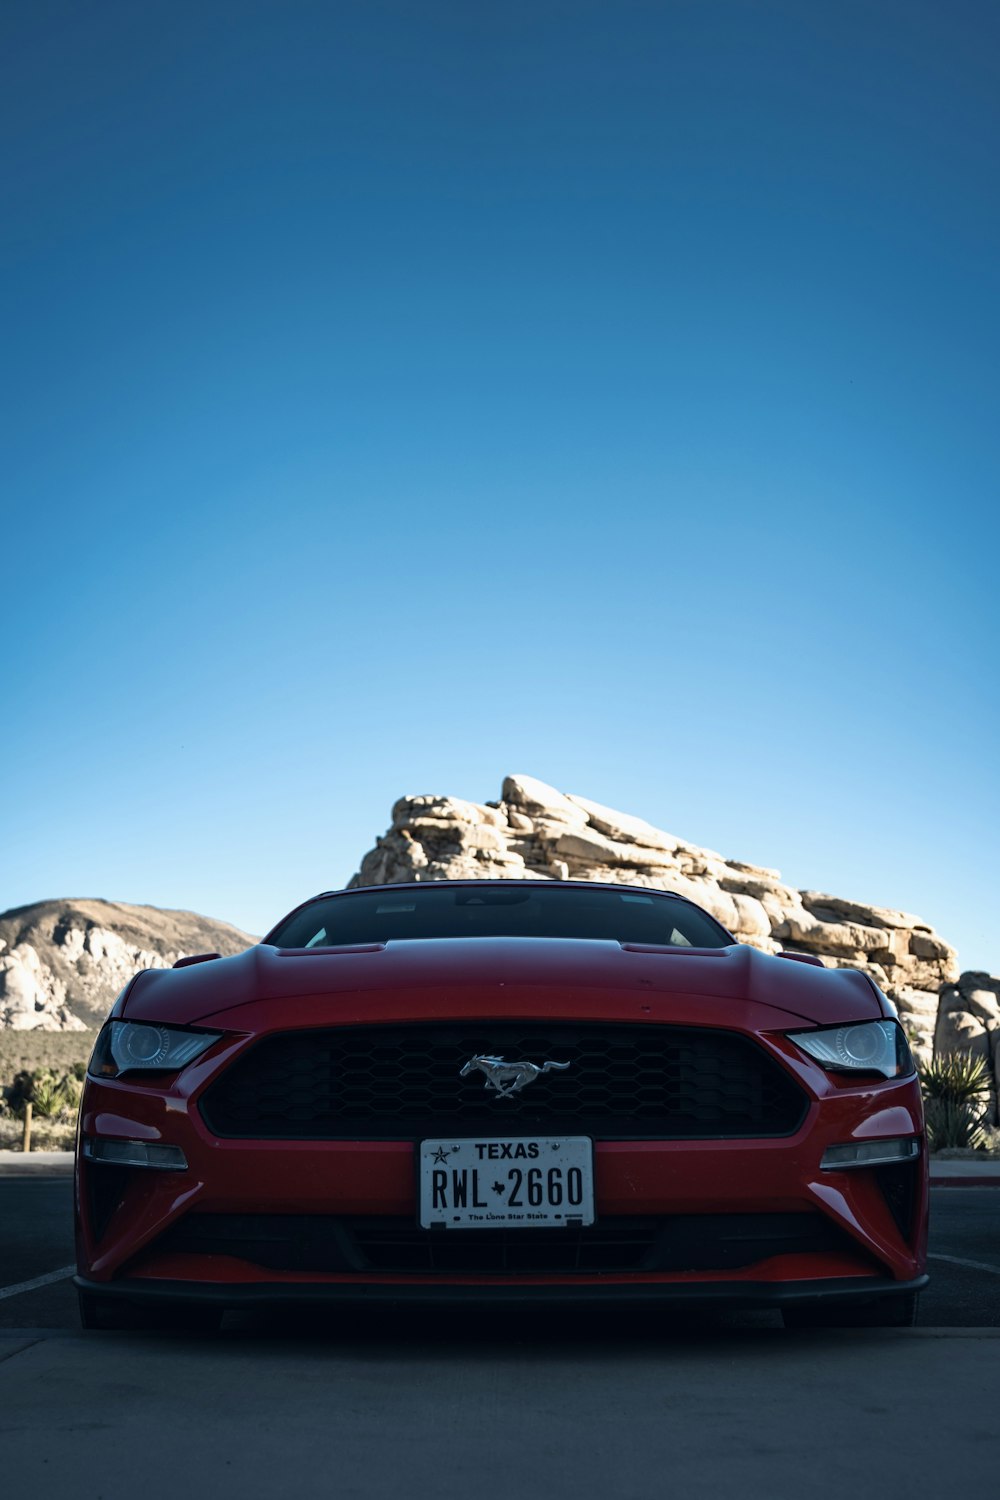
[{"xmin": 2, "ymin": 1176, "xmax": 999, "ymax": 1497}]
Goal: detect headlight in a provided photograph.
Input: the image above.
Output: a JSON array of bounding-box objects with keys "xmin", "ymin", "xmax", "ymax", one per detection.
[
  {"xmin": 786, "ymin": 1019, "xmax": 914, "ymax": 1079},
  {"xmin": 89, "ymin": 1021, "xmax": 221, "ymax": 1079}
]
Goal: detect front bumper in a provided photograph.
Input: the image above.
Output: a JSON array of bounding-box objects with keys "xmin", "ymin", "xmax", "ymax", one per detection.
[
  {"xmin": 76, "ymin": 1051, "xmax": 929, "ymax": 1303},
  {"xmin": 76, "ymin": 1002, "xmax": 929, "ymax": 1308}
]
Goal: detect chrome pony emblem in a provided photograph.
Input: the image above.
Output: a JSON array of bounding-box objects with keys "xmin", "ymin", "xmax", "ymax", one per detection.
[{"xmin": 459, "ymin": 1054, "xmax": 571, "ymax": 1098}]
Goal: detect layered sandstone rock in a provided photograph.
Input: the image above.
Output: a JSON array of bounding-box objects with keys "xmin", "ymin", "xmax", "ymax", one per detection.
[
  {"xmin": 351, "ymin": 772, "xmax": 961, "ymax": 1060},
  {"xmin": 0, "ymin": 899, "xmax": 254, "ymax": 1030}
]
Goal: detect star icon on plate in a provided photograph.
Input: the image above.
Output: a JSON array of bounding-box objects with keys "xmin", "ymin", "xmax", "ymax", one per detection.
[{"xmin": 432, "ymin": 1147, "xmax": 454, "ymax": 1165}]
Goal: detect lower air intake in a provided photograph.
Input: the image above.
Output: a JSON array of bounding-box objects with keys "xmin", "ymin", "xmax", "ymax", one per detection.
[{"xmin": 154, "ymin": 1210, "xmax": 856, "ymax": 1276}]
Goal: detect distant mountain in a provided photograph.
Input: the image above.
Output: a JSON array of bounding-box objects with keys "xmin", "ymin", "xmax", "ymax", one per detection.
[{"xmin": 0, "ymin": 898, "xmax": 255, "ymax": 1030}]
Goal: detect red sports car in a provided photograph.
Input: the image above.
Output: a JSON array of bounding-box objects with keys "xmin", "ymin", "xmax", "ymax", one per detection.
[{"xmin": 75, "ymin": 880, "xmax": 927, "ymax": 1329}]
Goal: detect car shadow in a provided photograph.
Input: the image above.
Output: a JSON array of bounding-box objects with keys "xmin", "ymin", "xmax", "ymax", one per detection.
[{"xmin": 214, "ymin": 1301, "xmax": 787, "ymax": 1354}]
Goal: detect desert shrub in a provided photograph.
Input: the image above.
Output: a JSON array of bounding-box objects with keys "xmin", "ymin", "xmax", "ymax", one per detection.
[
  {"xmin": 62, "ymin": 1068, "xmax": 84, "ymax": 1110},
  {"xmin": 921, "ymin": 1051, "xmax": 993, "ymax": 1103},
  {"xmin": 29, "ymin": 1069, "xmax": 66, "ymax": 1118},
  {"xmin": 2, "ymin": 1066, "xmax": 83, "ymax": 1122},
  {"xmin": 920, "ymin": 1052, "xmax": 993, "ymax": 1150},
  {"xmin": 3, "ymin": 1070, "xmax": 35, "ymax": 1117}
]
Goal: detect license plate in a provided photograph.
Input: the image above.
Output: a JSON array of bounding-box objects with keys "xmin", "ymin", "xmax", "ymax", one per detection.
[{"xmin": 418, "ymin": 1136, "xmax": 594, "ymax": 1230}]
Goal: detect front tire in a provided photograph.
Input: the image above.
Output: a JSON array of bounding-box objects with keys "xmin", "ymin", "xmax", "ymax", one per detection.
[{"xmin": 782, "ymin": 1291, "xmax": 919, "ymax": 1329}]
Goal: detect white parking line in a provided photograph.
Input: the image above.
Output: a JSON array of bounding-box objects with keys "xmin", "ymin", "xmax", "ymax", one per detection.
[
  {"xmin": 929, "ymin": 1252, "xmax": 1000, "ymax": 1278},
  {"xmin": 0, "ymin": 1265, "xmax": 75, "ymax": 1301}
]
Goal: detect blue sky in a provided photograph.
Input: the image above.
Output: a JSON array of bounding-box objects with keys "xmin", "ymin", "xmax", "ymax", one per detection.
[{"xmin": 3, "ymin": 1, "xmax": 998, "ymax": 972}]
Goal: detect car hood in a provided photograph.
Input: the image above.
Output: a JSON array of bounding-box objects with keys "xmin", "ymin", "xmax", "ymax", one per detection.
[{"xmin": 123, "ymin": 937, "xmax": 883, "ymax": 1030}]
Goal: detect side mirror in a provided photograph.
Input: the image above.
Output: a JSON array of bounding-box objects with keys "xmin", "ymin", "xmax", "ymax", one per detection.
[{"xmin": 173, "ymin": 952, "xmax": 222, "ymax": 969}]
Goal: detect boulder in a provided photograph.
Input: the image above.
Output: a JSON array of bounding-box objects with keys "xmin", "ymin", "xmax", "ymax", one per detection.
[
  {"xmin": 564, "ymin": 795, "xmax": 678, "ymax": 852},
  {"xmin": 555, "ymin": 828, "xmax": 680, "ymax": 872},
  {"xmin": 934, "ymin": 973, "xmax": 1000, "ymax": 1122},
  {"xmin": 502, "ymin": 775, "xmax": 589, "ymax": 826}
]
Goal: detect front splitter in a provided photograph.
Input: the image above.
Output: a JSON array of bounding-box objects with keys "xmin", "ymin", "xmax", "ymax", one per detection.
[{"xmin": 75, "ymin": 1272, "xmax": 929, "ymax": 1311}]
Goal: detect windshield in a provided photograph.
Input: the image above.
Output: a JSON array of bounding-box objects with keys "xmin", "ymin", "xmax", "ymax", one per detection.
[{"xmin": 266, "ymin": 883, "xmax": 732, "ymax": 949}]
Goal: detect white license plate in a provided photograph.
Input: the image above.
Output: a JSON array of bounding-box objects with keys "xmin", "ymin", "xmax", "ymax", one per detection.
[{"xmin": 419, "ymin": 1137, "xmax": 594, "ymax": 1230}]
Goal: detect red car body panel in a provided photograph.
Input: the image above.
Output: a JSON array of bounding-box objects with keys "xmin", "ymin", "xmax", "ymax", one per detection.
[{"xmin": 75, "ymin": 883, "xmax": 929, "ymax": 1311}]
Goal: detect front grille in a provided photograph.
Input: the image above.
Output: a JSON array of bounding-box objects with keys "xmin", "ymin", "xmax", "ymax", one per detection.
[
  {"xmin": 154, "ymin": 1210, "xmax": 854, "ymax": 1276},
  {"xmin": 199, "ymin": 1023, "xmax": 807, "ymax": 1140}
]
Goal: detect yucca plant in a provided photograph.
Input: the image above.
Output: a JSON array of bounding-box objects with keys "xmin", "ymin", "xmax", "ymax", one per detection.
[
  {"xmin": 28, "ymin": 1069, "xmax": 67, "ymax": 1119},
  {"xmin": 6, "ymin": 1068, "xmax": 83, "ymax": 1121},
  {"xmin": 919, "ymin": 1052, "xmax": 993, "ymax": 1150}
]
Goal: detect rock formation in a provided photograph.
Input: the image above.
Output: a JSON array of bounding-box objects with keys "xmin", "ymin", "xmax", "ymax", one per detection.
[
  {"xmin": 0, "ymin": 899, "xmax": 254, "ymax": 1030},
  {"xmin": 935, "ymin": 971, "xmax": 1000, "ymax": 1119},
  {"xmin": 351, "ymin": 772, "xmax": 963, "ymax": 1061}
]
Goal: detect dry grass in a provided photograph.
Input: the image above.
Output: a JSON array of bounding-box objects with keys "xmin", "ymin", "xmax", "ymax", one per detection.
[
  {"xmin": 0, "ymin": 1116, "xmax": 76, "ymax": 1150},
  {"xmin": 0, "ymin": 1030, "xmax": 97, "ymax": 1078}
]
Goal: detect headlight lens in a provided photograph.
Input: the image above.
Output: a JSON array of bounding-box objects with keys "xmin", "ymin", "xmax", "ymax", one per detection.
[
  {"xmin": 786, "ymin": 1019, "xmax": 914, "ymax": 1079},
  {"xmin": 89, "ymin": 1021, "xmax": 221, "ymax": 1079}
]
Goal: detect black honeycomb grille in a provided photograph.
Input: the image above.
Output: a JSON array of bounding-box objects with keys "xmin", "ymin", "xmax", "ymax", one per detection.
[{"xmin": 199, "ymin": 1023, "xmax": 807, "ymax": 1140}]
